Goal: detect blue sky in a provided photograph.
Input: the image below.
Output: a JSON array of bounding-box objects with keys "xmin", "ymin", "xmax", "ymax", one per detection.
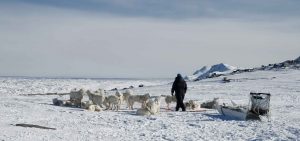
[
  {"xmin": 4, "ymin": 0, "xmax": 300, "ymax": 19},
  {"xmin": 0, "ymin": 0, "xmax": 300, "ymax": 78}
]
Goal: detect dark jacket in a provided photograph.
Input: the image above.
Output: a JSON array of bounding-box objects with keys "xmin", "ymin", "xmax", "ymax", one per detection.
[{"xmin": 171, "ymin": 74, "xmax": 187, "ymax": 96}]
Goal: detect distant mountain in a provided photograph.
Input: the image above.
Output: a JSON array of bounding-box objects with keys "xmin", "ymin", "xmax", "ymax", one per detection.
[
  {"xmin": 185, "ymin": 63, "xmax": 237, "ymax": 81},
  {"xmin": 185, "ymin": 66, "xmax": 210, "ymax": 80},
  {"xmin": 186, "ymin": 56, "xmax": 300, "ymax": 81},
  {"xmin": 193, "ymin": 66, "xmax": 210, "ymax": 75}
]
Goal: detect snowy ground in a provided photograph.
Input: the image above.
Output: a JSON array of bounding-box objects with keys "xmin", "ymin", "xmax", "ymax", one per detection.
[{"xmin": 1, "ymin": 70, "xmax": 300, "ymax": 140}]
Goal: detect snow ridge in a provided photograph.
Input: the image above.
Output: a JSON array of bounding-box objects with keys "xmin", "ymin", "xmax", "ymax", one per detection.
[
  {"xmin": 186, "ymin": 63, "xmax": 237, "ymax": 81},
  {"xmin": 186, "ymin": 56, "xmax": 300, "ymax": 81}
]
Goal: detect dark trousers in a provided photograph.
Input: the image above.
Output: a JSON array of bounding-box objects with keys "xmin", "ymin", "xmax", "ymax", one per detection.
[{"xmin": 175, "ymin": 93, "xmax": 186, "ymax": 111}]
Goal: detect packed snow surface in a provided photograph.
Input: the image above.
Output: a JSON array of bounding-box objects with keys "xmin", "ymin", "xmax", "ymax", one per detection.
[
  {"xmin": 1, "ymin": 70, "xmax": 300, "ymax": 140},
  {"xmin": 0, "ymin": 77, "xmax": 170, "ymax": 95}
]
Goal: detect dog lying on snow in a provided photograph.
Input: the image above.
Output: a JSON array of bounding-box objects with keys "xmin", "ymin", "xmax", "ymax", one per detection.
[
  {"xmin": 81, "ymin": 101, "xmax": 102, "ymax": 112},
  {"xmin": 185, "ymin": 100, "xmax": 200, "ymax": 110},
  {"xmin": 52, "ymin": 98, "xmax": 101, "ymax": 112},
  {"xmin": 136, "ymin": 96, "xmax": 162, "ymax": 116},
  {"xmin": 86, "ymin": 90, "xmax": 106, "ymax": 108},
  {"xmin": 103, "ymin": 95, "xmax": 121, "ymax": 111},
  {"xmin": 127, "ymin": 93, "xmax": 150, "ymax": 110},
  {"xmin": 200, "ymin": 98, "xmax": 219, "ymax": 109}
]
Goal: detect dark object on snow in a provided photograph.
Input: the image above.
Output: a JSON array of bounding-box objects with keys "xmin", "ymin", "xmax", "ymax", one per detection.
[
  {"xmin": 13, "ymin": 123, "xmax": 56, "ymax": 130},
  {"xmin": 207, "ymin": 73, "xmax": 223, "ymax": 78},
  {"xmin": 138, "ymin": 84, "xmax": 144, "ymax": 87},
  {"xmin": 21, "ymin": 92, "xmax": 70, "ymax": 96},
  {"xmin": 52, "ymin": 98, "xmax": 64, "ymax": 106},
  {"xmin": 129, "ymin": 86, "xmax": 134, "ymax": 89},
  {"xmin": 171, "ymin": 74, "xmax": 187, "ymax": 111},
  {"xmin": 111, "ymin": 88, "xmax": 118, "ymax": 91},
  {"xmin": 222, "ymin": 77, "xmax": 231, "ymax": 83}
]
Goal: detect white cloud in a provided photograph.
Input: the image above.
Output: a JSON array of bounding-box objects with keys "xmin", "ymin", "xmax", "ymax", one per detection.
[{"xmin": 0, "ymin": 2, "xmax": 300, "ymax": 78}]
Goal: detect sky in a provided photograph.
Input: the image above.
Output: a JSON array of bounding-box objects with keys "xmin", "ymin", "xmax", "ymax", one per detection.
[{"xmin": 0, "ymin": 0, "xmax": 300, "ymax": 78}]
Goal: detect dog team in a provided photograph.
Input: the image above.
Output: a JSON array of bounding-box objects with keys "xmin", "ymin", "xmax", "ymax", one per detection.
[
  {"xmin": 52, "ymin": 74, "xmax": 207, "ymax": 115},
  {"xmin": 53, "ymin": 88, "xmax": 200, "ymax": 115}
]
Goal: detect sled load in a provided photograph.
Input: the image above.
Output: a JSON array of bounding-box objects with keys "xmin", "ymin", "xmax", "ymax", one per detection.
[
  {"xmin": 248, "ymin": 92, "xmax": 271, "ymax": 119},
  {"xmin": 215, "ymin": 92, "xmax": 271, "ymax": 121}
]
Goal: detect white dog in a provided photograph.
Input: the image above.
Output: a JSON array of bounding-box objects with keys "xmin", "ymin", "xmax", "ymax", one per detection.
[
  {"xmin": 127, "ymin": 93, "xmax": 150, "ymax": 110},
  {"xmin": 148, "ymin": 96, "xmax": 162, "ymax": 114},
  {"xmin": 115, "ymin": 90, "xmax": 124, "ymax": 104},
  {"xmin": 136, "ymin": 96, "xmax": 161, "ymax": 116},
  {"xmin": 122, "ymin": 89, "xmax": 133, "ymax": 106},
  {"xmin": 103, "ymin": 95, "xmax": 121, "ymax": 111},
  {"xmin": 69, "ymin": 88, "xmax": 85, "ymax": 107},
  {"xmin": 200, "ymin": 98, "xmax": 219, "ymax": 109},
  {"xmin": 87, "ymin": 90, "xmax": 106, "ymax": 108}
]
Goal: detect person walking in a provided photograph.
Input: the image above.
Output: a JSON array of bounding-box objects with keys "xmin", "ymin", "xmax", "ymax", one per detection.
[{"xmin": 171, "ymin": 74, "xmax": 187, "ymax": 111}]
